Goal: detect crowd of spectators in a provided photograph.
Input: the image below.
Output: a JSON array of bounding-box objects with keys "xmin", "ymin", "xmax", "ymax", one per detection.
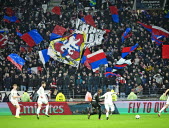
[{"xmin": 0, "ymin": 0, "xmax": 169, "ymax": 98}]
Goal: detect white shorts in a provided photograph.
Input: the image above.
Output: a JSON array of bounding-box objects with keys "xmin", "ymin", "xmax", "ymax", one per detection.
[
  {"xmin": 11, "ymin": 100, "xmax": 19, "ymax": 106},
  {"xmin": 105, "ymin": 103, "xmax": 114, "ymax": 111},
  {"xmin": 166, "ymin": 97, "xmax": 169, "ymax": 104},
  {"xmin": 37, "ymin": 98, "xmax": 48, "ymax": 104}
]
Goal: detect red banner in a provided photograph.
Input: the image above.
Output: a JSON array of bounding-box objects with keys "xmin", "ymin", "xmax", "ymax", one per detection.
[
  {"xmin": 162, "ymin": 45, "xmax": 169, "ymax": 59},
  {"xmin": 7, "ymin": 102, "xmax": 72, "ymax": 115}
]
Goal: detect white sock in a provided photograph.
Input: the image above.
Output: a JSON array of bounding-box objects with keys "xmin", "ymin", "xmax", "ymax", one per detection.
[
  {"xmin": 159, "ymin": 106, "xmax": 166, "ymax": 113},
  {"xmin": 16, "ymin": 107, "xmax": 20, "ymax": 116},
  {"xmin": 45, "ymin": 105, "xmax": 49, "ymax": 115},
  {"xmin": 106, "ymin": 111, "xmax": 109, "ymax": 117},
  {"xmin": 37, "ymin": 107, "xmax": 41, "ymax": 115}
]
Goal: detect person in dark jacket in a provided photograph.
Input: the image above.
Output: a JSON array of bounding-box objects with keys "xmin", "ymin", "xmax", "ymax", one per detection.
[{"xmin": 3, "ymin": 73, "xmax": 12, "ymax": 91}]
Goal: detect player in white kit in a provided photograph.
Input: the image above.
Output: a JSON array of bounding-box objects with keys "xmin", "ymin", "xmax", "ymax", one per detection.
[
  {"xmin": 10, "ymin": 84, "xmax": 22, "ymax": 118},
  {"xmin": 158, "ymin": 89, "xmax": 169, "ymax": 117},
  {"xmin": 36, "ymin": 81, "xmax": 50, "ymax": 119},
  {"xmin": 100, "ymin": 88, "xmax": 117, "ymax": 120}
]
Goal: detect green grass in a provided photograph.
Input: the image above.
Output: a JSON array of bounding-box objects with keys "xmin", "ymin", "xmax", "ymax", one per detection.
[{"xmin": 0, "ymin": 114, "xmax": 168, "ymax": 128}]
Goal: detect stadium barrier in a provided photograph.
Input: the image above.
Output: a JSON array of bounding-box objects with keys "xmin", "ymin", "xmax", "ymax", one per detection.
[{"xmin": 0, "ymin": 101, "xmax": 168, "ymax": 116}]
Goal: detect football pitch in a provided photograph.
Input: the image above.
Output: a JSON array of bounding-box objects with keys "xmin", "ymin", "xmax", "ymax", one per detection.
[{"xmin": 0, "ymin": 114, "xmax": 168, "ymax": 128}]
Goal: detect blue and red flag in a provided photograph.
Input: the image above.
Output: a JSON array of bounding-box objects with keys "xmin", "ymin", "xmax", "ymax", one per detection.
[
  {"xmin": 3, "ymin": 15, "xmax": 20, "ymax": 23},
  {"xmin": 137, "ymin": 21, "xmax": 169, "ymax": 37},
  {"xmin": 87, "ymin": 49, "xmax": 108, "ymax": 72},
  {"xmin": 109, "ymin": 6, "xmax": 119, "ymax": 23},
  {"xmin": 104, "ymin": 72, "xmax": 121, "ymax": 77},
  {"xmin": 21, "ymin": 29, "xmax": 44, "ymax": 47},
  {"xmin": 50, "ymin": 25, "xmax": 66, "ymax": 40},
  {"xmin": 16, "ymin": 29, "xmax": 23, "ymax": 36},
  {"xmin": 81, "ymin": 47, "xmax": 91, "ymax": 69},
  {"xmin": 121, "ymin": 28, "xmax": 132, "ymax": 43},
  {"xmin": 121, "ymin": 43, "xmax": 138, "ymax": 58},
  {"xmin": 7, "ymin": 53, "xmax": 25, "ymax": 70},
  {"xmin": 81, "ymin": 15, "xmax": 96, "ymax": 27},
  {"xmin": 151, "ymin": 34, "xmax": 165, "ymax": 46}
]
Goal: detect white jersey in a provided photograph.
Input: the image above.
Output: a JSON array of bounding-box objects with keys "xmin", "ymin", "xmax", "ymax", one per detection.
[
  {"xmin": 37, "ymin": 86, "xmax": 46, "ymax": 98},
  {"xmin": 10, "ymin": 89, "xmax": 18, "ymax": 101},
  {"xmin": 101, "ymin": 92, "xmax": 114, "ymax": 104}
]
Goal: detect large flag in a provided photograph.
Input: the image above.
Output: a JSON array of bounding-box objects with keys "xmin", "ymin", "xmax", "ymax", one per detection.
[
  {"xmin": 28, "ymin": 67, "xmax": 42, "ymax": 74},
  {"xmin": 75, "ymin": 19, "xmax": 105, "ymax": 48},
  {"xmin": 0, "ymin": 34, "xmax": 8, "ymax": 48},
  {"xmin": 109, "ymin": 6, "xmax": 119, "ymax": 23},
  {"xmin": 114, "ymin": 58, "xmax": 132, "ymax": 69},
  {"xmin": 51, "ymin": 6, "xmax": 61, "ymax": 15},
  {"xmin": 3, "ymin": 15, "xmax": 20, "ymax": 23},
  {"xmin": 137, "ymin": 21, "xmax": 169, "ymax": 37},
  {"xmin": 87, "ymin": 49, "xmax": 108, "ymax": 72},
  {"xmin": 121, "ymin": 43, "xmax": 138, "ymax": 58},
  {"xmin": 39, "ymin": 49, "xmax": 50, "ymax": 65},
  {"xmin": 81, "ymin": 47, "xmax": 91, "ymax": 69},
  {"xmin": 7, "ymin": 53, "xmax": 25, "ymax": 70},
  {"xmin": 81, "ymin": 15, "xmax": 96, "ymax": 27},
  {"xmin": 162, "ymin": 45, "xmax": 169, "ymax": 59},
  {"xmin": 121, "ymin": 28, "xmax": 132, "ymax": 43},
  {"xmin": 48, "ymin": 32, "xmax": 86, "ymax": 67},
  {"xmin": 50, "ymin": 25, "xmax": 66, "ymax": 40},
  {"xmin": 21, "ymin": 29, "xmax": 44, "ymax": 47}
]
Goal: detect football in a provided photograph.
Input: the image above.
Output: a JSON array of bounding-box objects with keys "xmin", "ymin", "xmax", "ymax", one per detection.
[{"xmin": 135, "ymin": 115, "xmax": 140, "ymax": 119}]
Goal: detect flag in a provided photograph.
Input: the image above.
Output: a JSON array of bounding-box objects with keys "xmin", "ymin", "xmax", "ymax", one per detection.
[
  {"xmin": 0, "ymin": 28, "xmax": 9, "ymax": 33},
  {"xmin": 51, "ymin": 6, "xmax": 61, "ymax": 15},
  {"xmin": 16, "ymin": 29, "xmax": 23, "ymax": 36},
  {"xmin": 21, "ymin": 29, "xmax": 44, "ymax": 47},
  {"xmin": 87, "ymin": 49, "xmax": 108, "ymax": 72},
  {"xmin": 162, "ymin": 45, "xmax": 169, "ymax": 59},
  {"xmin": 81, "ymin": 15, "xmax": 96, "ymax": 27},
  {"xmin": 165, "ymin": 12, "xmax": 169, "ymax": 18},
  {"xmin": 109, "ymin": 6, "xmax": 119, "ymax": 23},
  {"xmin": 121, "ymin": 43, "xmax": 138, "ymax": 58},
  {"xmin": 137, "ymin": 21, "xmax": 169, "ymax": 37},
  {"xmin": 0, "ymin": 34, "xmax": 8, "ymax": 48},
  {"xmin": 28, "ymin": 67, "xmax": 42, "ymax": 74},
  {"xmin": 7, "ymin": 53, "xmax": 25, "ymax": 70},
  {"xmin": 114, "ymin": 58, "xmax": 132, "ymax": 69},
  {"xmin": 81, "ymin": 47, "xmax": 91, "ymax": 69},
  {"xmin": 90, "ymin": 0, "xmax": 96, "ymax": 6},
  {"xmin": 48, "ymin": 33, "xmax": 86, "ymax": 67},
  {"xmin": 75, "ymin": 19, "xmax": 105, "ymax": 48},
  {"xmin": 3, "ymin": 15, "xmax": 20, "ymax": 23},
  {"xmin": 121, "ymin": 28, "xmax": 131, "ymax": 43},
  {"xmin": 104, "ymin": 72, "xmax": 121, "ymax": 77},
  {"xmin": 39, "ymin": 49, "xmax": 50, "ymax": 65},
  {"xmin": 151, "ymin": 34, "xmax": 165, "ymax": 46},
  {"xmin": 50, "ymin": 25, "xmax": 66, "ymax": 40},
  {"xmin": 5, "ymin": 7, "xmax": 14, "ymax": 16}
]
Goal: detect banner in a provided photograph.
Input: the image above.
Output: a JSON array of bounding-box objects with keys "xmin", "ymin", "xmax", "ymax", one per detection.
[
  {"xmin": 75, "ymin": 19, "xmax": 105, "ymax": 48},
  {"xmin": 48, "ymin": 33, "xmax": 85, "ymax": 68},
  {"xmin": 7, "ymin": 102, "xmax": 72, "ymax": 115},
  {"xmin": 162, "ymin": 45, "xmax": 169, "ymax": 59},
  {"xmin": 1, "ymin": 101, "xmax": 168, "ymax": 115}
]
